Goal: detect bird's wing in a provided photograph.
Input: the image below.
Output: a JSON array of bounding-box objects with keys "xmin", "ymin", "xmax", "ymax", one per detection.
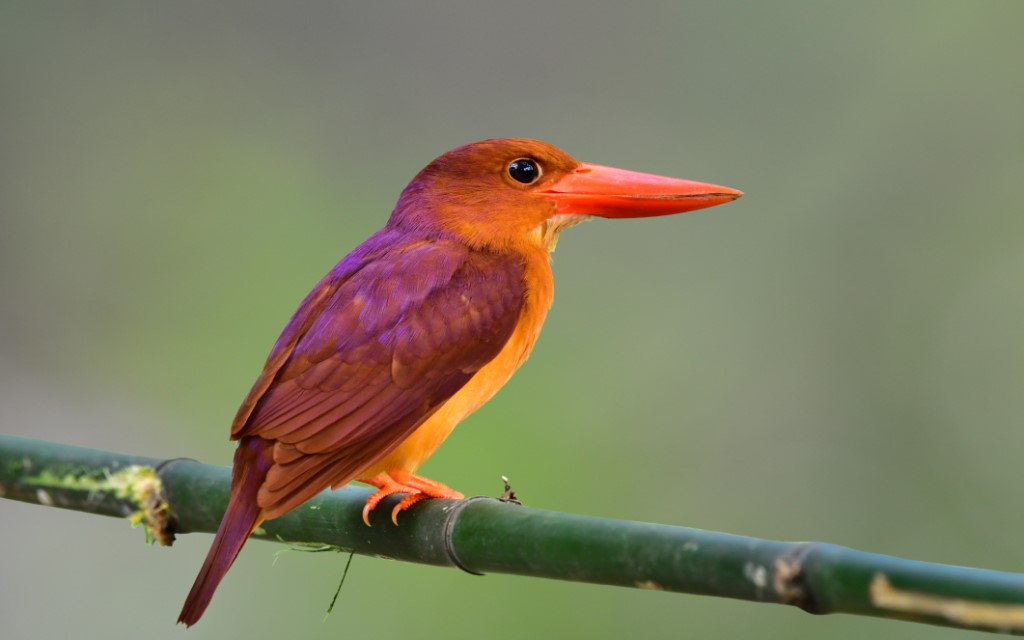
[{"xmin": 230, "ymin": 230, "xmax": 526, "ymax": 517}]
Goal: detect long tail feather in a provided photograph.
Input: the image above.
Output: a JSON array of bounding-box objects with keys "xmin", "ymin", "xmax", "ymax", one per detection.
[{"xmin": 178, "ymin": 437, "xmax": 274, "ymax": 626}]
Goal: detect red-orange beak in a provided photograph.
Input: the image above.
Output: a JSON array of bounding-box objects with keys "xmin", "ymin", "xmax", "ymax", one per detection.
[{"xmin": 539, "ymin": 162, "xmax": 743, "ymax": 218}]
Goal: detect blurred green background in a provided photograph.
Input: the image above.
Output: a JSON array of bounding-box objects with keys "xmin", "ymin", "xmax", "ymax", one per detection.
[{"xmin": 2, "ymin": 2, "xmax": 1022, "ymax": 638}]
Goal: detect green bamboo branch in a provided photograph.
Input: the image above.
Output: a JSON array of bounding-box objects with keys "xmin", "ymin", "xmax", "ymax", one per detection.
[{"xmin": 2, "ymin": 433, "xmax": 1023, "ymax": 634}]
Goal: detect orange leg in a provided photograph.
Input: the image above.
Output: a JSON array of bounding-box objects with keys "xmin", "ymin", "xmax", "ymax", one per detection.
[{"xmin": 357, "ymin": 471, "xmax": 464, "ymax": 526}]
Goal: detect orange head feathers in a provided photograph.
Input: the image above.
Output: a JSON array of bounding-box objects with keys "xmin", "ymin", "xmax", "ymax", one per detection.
[
  {"xmin": 178, "ymin": 138, "xmax": 741, "ymax": 626},
  {"xmin": 390, "ymin": 138, "xmax": 741, "ymax": 251}
]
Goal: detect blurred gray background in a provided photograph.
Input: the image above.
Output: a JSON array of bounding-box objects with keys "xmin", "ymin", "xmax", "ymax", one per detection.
[{"xmin": 2, "ymin": 2, "xmax": 1022, "ymax": 638}]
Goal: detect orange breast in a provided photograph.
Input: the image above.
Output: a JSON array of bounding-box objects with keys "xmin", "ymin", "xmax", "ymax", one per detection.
[{"xmin": 363, "ymin": 247, "xmax": 554, "ymax": 475}]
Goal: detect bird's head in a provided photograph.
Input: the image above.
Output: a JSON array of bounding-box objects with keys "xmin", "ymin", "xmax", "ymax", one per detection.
[{"xmin": 390, "ymin": 138, "xmax": 742, "ymax": 252}]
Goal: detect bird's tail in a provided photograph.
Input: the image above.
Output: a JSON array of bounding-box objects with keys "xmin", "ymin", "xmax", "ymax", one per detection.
[{"xmin": 178, "ymin": 436, "xmax": 273, "ymax": 627}]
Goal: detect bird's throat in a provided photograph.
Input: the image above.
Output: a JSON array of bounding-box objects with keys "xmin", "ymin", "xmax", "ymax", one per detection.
[{"xmin": 530, "ymin": 214, "xmax": 590, "ymax": 253}]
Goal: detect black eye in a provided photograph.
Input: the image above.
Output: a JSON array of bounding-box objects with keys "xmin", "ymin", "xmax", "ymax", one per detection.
[{"xmin": 508, "ymin": 158, "xmax": 541, "ymax": 184}]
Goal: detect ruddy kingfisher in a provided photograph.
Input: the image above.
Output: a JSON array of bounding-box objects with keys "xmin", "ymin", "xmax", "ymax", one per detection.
[{"xmin": 178, "ymin": 138, "xmax": 742, "ymax": 625}]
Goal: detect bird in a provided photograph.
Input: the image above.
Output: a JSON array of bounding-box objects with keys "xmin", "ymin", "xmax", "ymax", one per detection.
[{"xmin": 178, "ymin": 138, "xmax": 742, "ymax": 625}]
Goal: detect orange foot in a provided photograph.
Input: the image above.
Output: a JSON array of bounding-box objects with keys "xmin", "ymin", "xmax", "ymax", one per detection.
[{"xmin": 357, "ymin": 470, "xmax": 464, "ymax": 526}]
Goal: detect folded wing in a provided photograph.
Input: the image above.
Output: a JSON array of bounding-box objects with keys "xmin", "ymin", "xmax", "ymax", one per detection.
[{"xmin": 231, "ymin": 229, "xmax": 527, "ymax": 518}]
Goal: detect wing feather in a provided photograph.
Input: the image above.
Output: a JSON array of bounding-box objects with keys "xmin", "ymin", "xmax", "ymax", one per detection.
[{"xmin": 230, "ymin": 228, "xmax": 527, "ymax": 517}]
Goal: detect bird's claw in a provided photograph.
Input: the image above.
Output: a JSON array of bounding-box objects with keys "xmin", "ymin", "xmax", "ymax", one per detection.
[{"xmin": 358, "ymin": 471, "xmax": 463, "ymax": 526}]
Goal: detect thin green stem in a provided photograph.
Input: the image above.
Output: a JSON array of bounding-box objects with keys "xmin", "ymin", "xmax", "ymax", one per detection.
[{"xmin": 2, "ymin": 434, "xmax": 1023, "ymax": 634}]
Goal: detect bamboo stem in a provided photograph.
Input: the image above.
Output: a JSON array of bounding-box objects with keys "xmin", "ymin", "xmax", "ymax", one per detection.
[{"xmin": 2, "ymin": 433, "xmax": 1023, "ymax": 634}]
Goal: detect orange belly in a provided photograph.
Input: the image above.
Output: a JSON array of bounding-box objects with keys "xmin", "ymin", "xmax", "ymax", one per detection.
[{"xmin": 362, "ymin": 249, "xmax": 553, "ymax": 475}]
